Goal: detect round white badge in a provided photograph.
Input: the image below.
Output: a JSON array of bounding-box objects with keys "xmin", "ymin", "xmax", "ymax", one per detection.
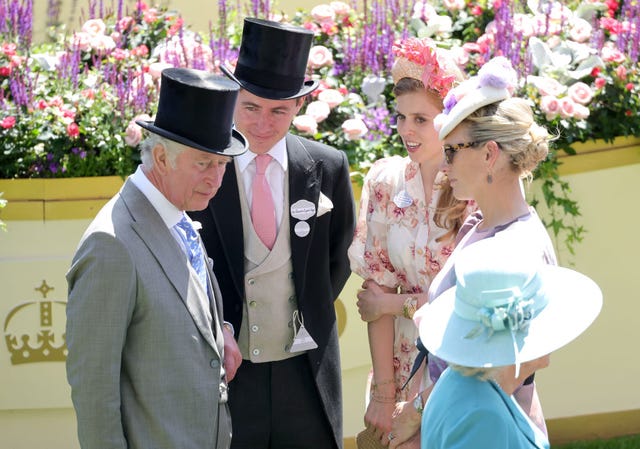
[{"xmin": 294, "ymin": 221, "xmax": 311, "ymax": 237}]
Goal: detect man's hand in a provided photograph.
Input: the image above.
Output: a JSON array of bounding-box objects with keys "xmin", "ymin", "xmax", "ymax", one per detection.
[{"xmin": 222, "ymin": 324, "xmax": 242, "ymax": 382}]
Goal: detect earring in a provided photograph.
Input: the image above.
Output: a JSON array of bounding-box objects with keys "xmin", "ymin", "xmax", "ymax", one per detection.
[{"xmin": 487, "ymin": 173, "xmax": 493, "ymax": 184}]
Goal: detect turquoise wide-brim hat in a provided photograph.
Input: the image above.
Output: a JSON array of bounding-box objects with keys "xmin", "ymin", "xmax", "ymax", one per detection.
[{"xmin": 419, "ymin": 234, "xmax": 602, "ymax": 369}]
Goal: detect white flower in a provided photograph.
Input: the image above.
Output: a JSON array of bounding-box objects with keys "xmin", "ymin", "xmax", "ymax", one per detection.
[
  {"xmin": 318, "ymin": 89, "xmax": 344, "ymax": 109},
  {"xmin": 341, "ymin": 118, "xmax": 368, "ymax": 141},
  {"xmin": 293, "ymin": 115, "xmax": 318, "ymax": 134},
  {"xmin": 306, "ymin": 101, "xmax": 331, "ymax": 123}
]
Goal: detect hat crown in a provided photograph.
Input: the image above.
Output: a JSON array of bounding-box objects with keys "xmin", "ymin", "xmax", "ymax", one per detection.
[
  {"xmin": 137, "ymin": 68, "xmax": 246, "ymax": 156},
  {"xmin": 222, "ymin": 18, "xmax": 319, "ymax": 99}
]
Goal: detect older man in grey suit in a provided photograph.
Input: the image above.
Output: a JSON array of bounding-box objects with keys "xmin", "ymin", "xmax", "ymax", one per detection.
[{"xmin": 65, "ymin": 68, "xmax": 246, "ymax": 449}]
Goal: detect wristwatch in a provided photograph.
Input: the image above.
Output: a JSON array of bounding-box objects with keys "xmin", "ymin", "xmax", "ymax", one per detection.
[{"xmin": 413, "ymin": 394, "xmax": 424, "ymax": 415}]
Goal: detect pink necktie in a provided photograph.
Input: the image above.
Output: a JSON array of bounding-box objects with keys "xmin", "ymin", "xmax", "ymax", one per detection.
[{"xmin": 251, "ymin": 154, "xmax": 276, "ymax": 249}]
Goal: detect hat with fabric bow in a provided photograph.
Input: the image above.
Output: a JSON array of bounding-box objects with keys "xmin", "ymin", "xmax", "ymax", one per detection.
[
  {"xmin": 434, "ymin": 56, "xmax": 518, "ymax": 140},
  {"xmin": 418, "ymin": 235, "xmax": 602, "ymax": 372}
]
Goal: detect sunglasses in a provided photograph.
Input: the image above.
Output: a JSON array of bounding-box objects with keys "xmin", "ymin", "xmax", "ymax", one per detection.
[{"xmin": 443, "ymin": 141, "xmax": 478, "ymax": 165}]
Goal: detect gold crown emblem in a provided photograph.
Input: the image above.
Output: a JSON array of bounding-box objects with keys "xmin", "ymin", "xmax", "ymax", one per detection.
[{"xmin": 4, "ymin": 280, "xmax": 68, "ymax": 365}]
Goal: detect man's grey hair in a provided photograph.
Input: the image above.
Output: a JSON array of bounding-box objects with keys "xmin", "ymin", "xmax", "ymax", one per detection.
[{"xmin": 140, "ymin": 134, "xmax": 185, "ymax": 169}]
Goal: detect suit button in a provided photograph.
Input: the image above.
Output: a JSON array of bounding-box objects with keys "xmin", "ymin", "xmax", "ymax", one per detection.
[
  {"xmin": 249, "ymin": 301, "xmax": 257, "ymax": 307},
  {"xmin": 252, "ymin": 348, "xmax": 260, "ymax": 356},
  {"xmin": 251, "ymin": 325, "xmax": 259, "ymax": 333},
  {"xmin": 248, "ymin": 278, "xmax": 255, "ymax": 285},
  {"xmin": 210, "ymin": 359, "xmax": 220, "ymax": 369},
  {"xmin": 288, "ymin": 272, "xmax": 294, "ymax": 279},
  {"xmin": 289, "ymin": 295, "xmax": 296, "ymax": 303}
]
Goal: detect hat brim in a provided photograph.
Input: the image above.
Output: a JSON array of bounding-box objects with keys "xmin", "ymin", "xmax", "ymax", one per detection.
[
  {"xmin": 419, "ymin": 265, "xmax": 602, "ymax": 368},
  {"xmin": 220, "ymin": 64, "xmax": 319, "ymax": 100},
  {"xmin": 437, "ymin": 86, "xmax": 510, "ymax": 140},
  {"xmin": 136, "ymin": 121, "xmax": 247, "ymax": 157}
]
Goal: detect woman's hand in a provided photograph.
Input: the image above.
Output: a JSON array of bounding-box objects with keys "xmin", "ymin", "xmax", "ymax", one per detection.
[
  {"xmin": 387, "ymin": 400, "xmax": 421, "ymax": 448},
  {"xmin": 357, "ymin": 279, "xmax": 394, "ymax": 322},
  {"xmin": 364, "ymin": 397, "xmax": 396, "ymax": 444}
]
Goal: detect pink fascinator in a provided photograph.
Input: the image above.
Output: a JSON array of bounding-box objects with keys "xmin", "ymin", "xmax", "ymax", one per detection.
[
  {"xmin": 391, "ymin": 37, "xmax": 462, "ymax": 97},
  {"xmin": 434, "ymin": 56, "xmax": 518, "ymax": 140}
]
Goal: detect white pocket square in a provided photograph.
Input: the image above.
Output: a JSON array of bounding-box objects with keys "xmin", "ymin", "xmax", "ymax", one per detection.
[{"xmin": 317, "ymin": 192, "xmax": 333, "ymax": 217}]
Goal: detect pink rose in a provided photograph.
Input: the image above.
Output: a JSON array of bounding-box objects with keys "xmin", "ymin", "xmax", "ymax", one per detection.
[
  {"xmin": 118, "ymin": 16, "xmax": 134, "ymax": 32},
  {"xmin": 318, "ymin": 88, "xmax": 344, "ymax": 108},
  {"xmin": 595, "ymin": 77, "xmax": 607, "ymax": 89},
  {"xmin": 616, "ymin": 65, "xmax": 627, "ymax": 80},
  {"xmin": 124, "ymin": 117, "xmax": 148, "ymax": 147},
  {"xmin": 149, "ymin": 62, "xmax": 174, "ymax": 80},
  {"xmin": 293, "ymin": 115, "xmax": 318, "ymax": 134},
  {"xmin": 308, "ymin": 45, "xmax": 334, "ymax": 69},
  {"xmin": 569, "ymin": 18, "xmax": 592, "ymax": 42},
  {"xmin": 341, "ymin": 118, "xmax": 368, "ymax": 141},
  {"xmin": 572, "ymin": 103, "xmax": 590, "ymax": 120},
  {"xmin": 412, "ymin": 1, "xmax": 436, "ymax": 20},
  {"xmin": 67, "ymin": 122, "xmax": 80, "ymax": 138},
  {"xmin": 305, "ymin": 101, "xmax": 331, "ymax": 123},
  {"xmin": 601, "ymin": 45, "xmax": 626, "ymax": 63},
  {"xmin": 1, "ymin": 116, "xmax": 16, "ymax": 129},
  {"xmin": 539, "ymin": 95, "xmax": 561, "ymax": 120},
  {"xmin": 559, "ymin": 97, "xmax": 576, "ymax": 119},
  {"xmin": 81, "ymin": 19, "xmax": 106, "ymax": 36},
  {"xmin": 90, "ymin": 34, "xmax": 116, "ymax": 52},
  {"xmin": 442, "ymin": 0, "xmax": 465, "ymax": 11},
  {"xmin": 70, "ymin": 32, "xmax": 92, "ymax": 52},
  {"xmin": 568, "ymin": 82, "xmax": 593, "ymax": 105},
  {"xmin": 330, "ymin": 1, "xmax": 351, "ymax": 16},
  {"xmin": 1, "ymin": 43, "xmax": 17, "ymax": 56},
  {"xmin": 311, "ymin": 4, "xmax": 336, "ymax": 23}
]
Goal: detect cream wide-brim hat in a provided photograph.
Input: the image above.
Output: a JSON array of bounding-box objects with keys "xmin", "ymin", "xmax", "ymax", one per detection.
[{"xmin": 419, "ymin": 236, "xmax": 603, "ymax": 369}]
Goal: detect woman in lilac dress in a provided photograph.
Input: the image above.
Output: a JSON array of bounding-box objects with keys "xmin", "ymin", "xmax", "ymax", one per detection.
[
  {"xmin": 348, "ymin": 38, "xmax": 474, "ymax": 448},
  {"xmin": 388, "ymin": 56, "xmax": 555, "ymax": 448}
]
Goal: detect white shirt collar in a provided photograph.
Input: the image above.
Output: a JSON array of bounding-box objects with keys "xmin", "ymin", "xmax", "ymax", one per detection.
[
  {"xmin": 130, "ymin": 165, "xmax": 184, "ymax": 228},
  {"xmin": 236, "ymin": 136, "xmax": 288, "ymax": 172}
]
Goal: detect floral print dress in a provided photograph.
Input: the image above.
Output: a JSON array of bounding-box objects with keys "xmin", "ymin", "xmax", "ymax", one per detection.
[{"xmin": 348, "ymin": 155, "xmax": 473, "ymax": 401}]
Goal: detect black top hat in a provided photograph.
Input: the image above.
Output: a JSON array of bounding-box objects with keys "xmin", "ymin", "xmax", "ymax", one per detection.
[
  {"xmin": 221, "ymin": 18, "xmax": 320, "ymax": 100},
  {"xmin": 136, "ymin": 68, "xmax": 247, "ymax": 156}
]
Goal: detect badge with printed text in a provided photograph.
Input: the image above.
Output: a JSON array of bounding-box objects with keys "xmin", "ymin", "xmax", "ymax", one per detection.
[
  {"xmin": 290, "ymin": 199, "xmax": 316, "ymax": 221},
  {"xmin": 393, "ymin": 190, "xmax": 413, "ymax": 208}
]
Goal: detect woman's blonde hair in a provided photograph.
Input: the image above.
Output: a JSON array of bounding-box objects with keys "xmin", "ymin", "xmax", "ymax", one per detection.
[
  {"xmin": 393, "ymin": 77, "xmax": 469, "ymax": 242},
  {"xmin": 463, "ymin": 97, "xmax": 552, "ymax": 179}
]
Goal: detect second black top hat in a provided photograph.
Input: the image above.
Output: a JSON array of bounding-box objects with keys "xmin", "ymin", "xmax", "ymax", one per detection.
[{"xmin": 221, "ymin": 18, "xmax": 320, "ymax": 100}]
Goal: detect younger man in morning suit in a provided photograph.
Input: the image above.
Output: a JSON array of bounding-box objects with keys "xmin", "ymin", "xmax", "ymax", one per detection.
[
  {"xmin": 189, "ymin": 18, "xmax": 355, "ymax": 449},
  {"xmin": 66, "ymin": 69, "xmax": 245, "ymax": 449}
]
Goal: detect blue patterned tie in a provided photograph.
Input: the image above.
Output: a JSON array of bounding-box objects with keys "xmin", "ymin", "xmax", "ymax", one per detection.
[{"xmin": 175, "ymin": 216, "xmax": 208, "ymax": 290}]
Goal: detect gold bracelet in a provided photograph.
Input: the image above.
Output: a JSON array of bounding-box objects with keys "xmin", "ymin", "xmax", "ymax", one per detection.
[
  {"xmin": 370, "ymin": 392, "xmax": 396, "ymax": 403},
  {"xmin": 371, "ymin": 378, "xmax": 394, "ymax": 390},
  {"xmin": 402, "ymin": 296, "xmax": 418, "ymax": 320}
]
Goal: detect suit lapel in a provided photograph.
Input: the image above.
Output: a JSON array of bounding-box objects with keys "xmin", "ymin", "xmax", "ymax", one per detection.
[
  {"xmin": 286, "ymin": 134, "xmax": 322, "ymax": 301},
  {"xmin": 121, "ymin": 181, "xmax": 219, "ymax": 353},
  {"xmin": 209, "ymin": 162, "xmax": 245, "ymax": 299}
]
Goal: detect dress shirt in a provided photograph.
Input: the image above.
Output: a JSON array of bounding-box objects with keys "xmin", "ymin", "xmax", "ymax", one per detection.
[
  {"xmin": 235, "ymin": 137, "xmax": 287, "ymax": 231},
  {"xmin": 130, "ymin": 165, "xmax": 191, "ymax": 257}
]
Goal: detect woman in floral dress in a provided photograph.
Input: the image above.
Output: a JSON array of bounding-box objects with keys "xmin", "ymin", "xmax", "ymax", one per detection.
[{"xmin": 347, "ymin": 38, "xmax": 474, "ymax": 447}]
